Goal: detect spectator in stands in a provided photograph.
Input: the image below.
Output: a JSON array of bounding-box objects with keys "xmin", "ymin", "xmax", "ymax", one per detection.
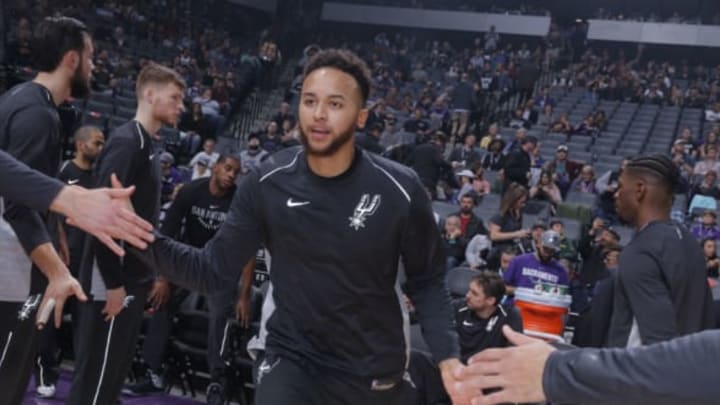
[
  {"xmin": 530, "ymin": 141, "xmax": 545, "ymax": 170},
  {"xmin": 443, "ymin": 215, "xmax": 468, "ymax": 270},
  {"xmin": 365, "ymin": 99, "xmax": 386, "ymax": 131},
  {"xmin": 533, "ymin": 87, "xmax": 555, "ymax": 109},
  {"xmin": 355, "ymin": 122, "xmax": 384, "ymax": 155},
  {"xmin": 706, "ymin": 102, "xmax": 720, "ymax": 123},
  {"xmin": 479, "ymin": 123, "xmax": 500, "ymax": 150},
  {"xmin": 503, "ymin": 230, "xmax": 570, "ymax": 306},
  {"xmin": 189, "ymin": 138, "xmax": 220, "ymax": 180},
  {"xmin": 577, "ymin": 217, "xmax": 620, "ymax": 287},
  {"xmin": 692, "ymin": 170, "xmax": 720, "ymax": 200},
  {"xmin": 503, "ymin": 136, "xmax": 536, "ymax": 190},
  {"xmin": 454, "ymin": 272, "xmax": 523, "ymax": 364},
  {"xmin": 703, "ymin": 238, "xmax": 720, "ymax": 278},
  {"xmin": 537, "ymin": 104, "xmax": 555, "ymax": 128},
  {"xmin": 159, "ymin": 152, "xmax": 183, "ymax": 204},
  {"xmin": 260, "ymin": 121, "xmax": 282, "ymax": 153},
  {"xmin": 693, "ymin": 144, "xmax": 720, "ymax": 175},
  {"xmin": 411, "ymin": 63, "xmax": 428, "ymax": 82},
  {"xmin": 503, "ymin": 128, "xmax": 527, "ymax": 155},
  {"xmin": 545, "ymin": 144, "xmax": 583, "ymax": 196},
  {"xmin": 550, "ymin": 112, "xmax": 573, "ymax": 134},
  {"xmin": 595, "ymin": 157, "xmax": 630, "ymax": 224},
  {"xmin": 488, "ymin": 183, "xmax": 530, "ymax": 266},
  {"xmin": 569, "ymin": 165, "xmax": 598, "ymax": 194},
  {"xmin": 521, "ymin": 100, "xmax": 539, "ymax": 127},
  {"xmin": 194, "ymin": 87, "xmax": 221, "ymax": 117},
  {"xmin": 528, "ymin": 222, "xmax": 547, "ymax": 253},
  {"xmin": 239, "ymin": 133, "xmax": 268, "ymax": 174},
  {"xmin": 428, "ymin": 96, "xmax": 451, "ymax": 132},
  {"xmin": 455, "ymin": 194, "xmax": 488, "ymax": 239},
  {"xmin": 411, "ymin": 132, "xmax": 453, "ymax": 198},
  {"xmin": 508, "ymin": 107, "xmax": 529, "ymax": 129},
  {"xmin": 549, "ymin": 220, "xmax": 578, "ymax": 263},
  {"xmin": 482, "ymin": 138, "xmax": 505, "ymax": 172},
  {"xmin": 450, "ymin": 73, "xmax": 474, "ymax": 138},
  {"xmin": 456, "ymin": 170, "xmax": 475, "ymax": 202},
  {"xmin": 672, "ymin": 139, "xmax": 696, "ymax": 166},
  {"xmin": 516, "ymin": 61, "xmax": 541, "ymax": 107},
  {"xmin": 574, "ymin": 114, "xmax": 599, "ymax": 136},
  {"xmin": 691, "ymin": 211, "xmax": 720, "ymax": 241},
  {"xmin": 450, "ymin": 133, "xmax": 482, "ymax": 169},
  {"xmin": 472, "ymin": 167, "xmax": 492, "ymax": 198},
  {"xmin": 530, "ymin": 170, "xmax": 563, "ymax": 209},
  {"xmin": 698, "ymin": 131, "xmax": 719, "ymax": 159},
  {"xmin": 272, "ymin": 101, "xmax": 295, "ymax": 128},
  {"xmin": 484, "ymin": 25, "xmax": 500, "ymax": 52},
  {"xmin": 679, "ymin": 127, "xmax": 698, "ymax": 158},
  {"xmin": 179, "ymin": 102, "xmax": 210, "ymax": 156},
  {"xmin": 405, "ymin": 107, "xmax": 431, "ymax": 140}
]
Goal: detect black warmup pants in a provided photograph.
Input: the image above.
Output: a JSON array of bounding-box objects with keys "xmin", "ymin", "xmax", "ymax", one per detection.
[
  {"xmin": 67, "ymin": 282, "xmax": 150, "ymax": 405},
  {"xmin": 0, "ymin": 295, "xmax": 42, "ymax": 405},
  {"xmin": 254, "ymin": 351, "xmax": 417, "ymax": 405},
  {"xmin": 141, "ymin": 284, "xmax": 235, "ymax": 382}
]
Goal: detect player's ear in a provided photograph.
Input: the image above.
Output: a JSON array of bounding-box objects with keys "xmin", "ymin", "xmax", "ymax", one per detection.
[{"xmin": 356, "ymin": 108, "xmax": 369, "ymax": 130}]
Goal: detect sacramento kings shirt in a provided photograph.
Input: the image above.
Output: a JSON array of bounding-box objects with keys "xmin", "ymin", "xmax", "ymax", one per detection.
[
  {"xmin": 0, "ymin": 82, "xmax": 62, "ymax": 301},
  {"xmin": 133, "ymin": 146, "xmax": 459, "ymax": 380},
  {"xmin": 160, "ymin": 177, "xmax": 235, "ymax": 248},
  {"xmin": 503, "ymin": 253, "xmax": 569, "ymax": 306}
]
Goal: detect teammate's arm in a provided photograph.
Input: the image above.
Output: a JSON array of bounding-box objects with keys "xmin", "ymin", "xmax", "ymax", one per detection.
[
  {"xmin": 0, "ymin": 148, "xmax": 64, "ymax": 211},
  {"xmin": 93, "ymin": 136, "xmax": 140, "ymax": 290},
  {"xmin": 236, "ymin": 256, "xmax": 257, "ymax": 328},
  {"xmin": 131, "ymin": 172, "xmax": 263, "ymax": 294},
  {"xmin": 400, "ymin": 177, "xmax": 467, "ymax": 403}
]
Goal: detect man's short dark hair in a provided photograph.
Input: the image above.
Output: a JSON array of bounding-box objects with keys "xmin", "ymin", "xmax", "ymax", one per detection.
[
  {"xmin": 217, "ymin": 154, "xmax": 241, "ymax": 166},
  {"xmin": 624, "ymin": 154, "xmax": 680, "ymax": 193},
  {"xmin": 303, "ymin": 48, "xmax": 372, "ymax": 105},
  {"xmin": 501, "ymin": 246, "xmax": 519, "ymax": 256},
  {"xmin": 522, "ymin": 135, "xmax": 538, "ymax": 146},
  {"xmin": 471, "ymin": 271, "xmax": 506, "ymax": 305},
  {"xmin": 32, "ymin": 16, "xmax": 89, "ymax": 72}
]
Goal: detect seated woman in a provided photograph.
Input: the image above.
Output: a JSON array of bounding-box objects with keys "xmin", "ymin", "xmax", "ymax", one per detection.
[
  {"xmin": 529, "ymin": 171, "xmax": 563, "ymax": 214},
  {"xmin": 702, "ymin": 238, "xmax": 720, "ymax": 278},
  {"xmin": 692, "ymin": 170, "xmax": 720, "ymax": 200},
  {"xmin": 472, "ymin": 167, "xmax": 492, "ymax": 197},
  {"xmin": 569, "ymin": 165, "xmax": 598, "ymax": 194},
  {"xmin": 550, "ymin": 112, "xmax": 573, "ymax": 134}
]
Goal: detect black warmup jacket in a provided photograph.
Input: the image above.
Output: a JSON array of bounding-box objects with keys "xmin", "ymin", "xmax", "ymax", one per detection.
[
  {"xmin": 80, "ymin": 120, "xmax": 161, "ymax": 291},
  {"xmin": 0, "ymin": 148, "xmax": 63, "ymax": 212},
  {"xmin": 132, "ymin": 146, "xmax": 459, "ymax": 379},
  {"xmin": 608, "ymin": 220, "xmax": 715, "ymax": 347}
]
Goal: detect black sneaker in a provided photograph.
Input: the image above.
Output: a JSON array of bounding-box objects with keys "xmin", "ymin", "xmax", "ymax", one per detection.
[
  {"xmin": 122, "ymin": 371, "xmax": 164, "ymax": 396},
  {"xmin": 206, "ymin": 382, "xmax": 225, "ymax": 405}
]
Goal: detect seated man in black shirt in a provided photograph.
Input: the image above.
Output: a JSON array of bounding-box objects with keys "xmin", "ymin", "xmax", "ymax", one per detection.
[{"xmin": 454, "ymin": 271, "xmax": 523, "ymax": 363}]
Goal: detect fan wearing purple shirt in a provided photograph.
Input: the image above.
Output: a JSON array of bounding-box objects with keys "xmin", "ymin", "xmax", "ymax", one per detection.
[{"xmin": 503, "ymin": 230, "xmax": 569, "ymax": 306}]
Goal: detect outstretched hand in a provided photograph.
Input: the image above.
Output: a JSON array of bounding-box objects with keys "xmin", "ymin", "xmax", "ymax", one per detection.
[
  {"xmin": 64, "ymin": 174, "xmax": 154, "ymax": 256},
  {"xmin": 453, "ymin": 326, "xmax": 554, "ymax": 405}
]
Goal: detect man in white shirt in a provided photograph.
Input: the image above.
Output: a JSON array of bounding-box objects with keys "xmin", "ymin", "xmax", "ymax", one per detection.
[{"xmin": 189, "ymin": 138, "xmax": 220, "ymax": 179}]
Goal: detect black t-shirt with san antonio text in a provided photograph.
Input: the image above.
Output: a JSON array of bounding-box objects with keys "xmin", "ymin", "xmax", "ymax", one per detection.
[{"xmin": 160, "ymin": 177, "xmax": 236, "ymax": 248}]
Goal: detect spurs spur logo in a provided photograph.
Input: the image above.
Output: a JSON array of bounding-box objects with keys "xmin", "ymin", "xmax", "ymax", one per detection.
[
  {"xmin": 18, "ymin": 294, "xmax": 42, "ymax": 321},
  {"xmin": 349, "ymin": 194, "xmax": 381, "ymax": 231}
]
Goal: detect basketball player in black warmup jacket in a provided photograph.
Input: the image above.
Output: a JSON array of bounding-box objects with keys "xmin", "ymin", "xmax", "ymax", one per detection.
[
  {"xmin": 126, "ymin": 155, "xmax": 241, "ymax": 403},
  {"xmin": 34, "ymin": 125, "xmax": 105, "ymax": 397},
  {"xmin": 68, "ymin": 64, "xmax": 185, "ymax": 405},
  {"xmin": 0, "ymin": 17, "xmax": 94, "ymax": 405},
  {"xmin": 130, "ymin": 49, "xmax": 470, "ymax": 404}
]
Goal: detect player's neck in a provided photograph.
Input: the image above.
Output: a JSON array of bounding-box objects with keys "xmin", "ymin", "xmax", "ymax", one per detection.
[
  {"xmin": 72, "ymin": 155, "xmax": 91, "ymax": 171},
  {"xmin": 134, "ymin": 109, "xmax": 162, "ymax": 139},
  {"xmin": 208, "ymin": 179, "xmax": 226, "ymax": 197},
  {"xmin": 475, "ymin": 306, "xmax": 496, "ymax": 320},
  {"xmin": 634, "ymin": 207, "xmax": 670, "ymax": 230},
  {"xmin": 306, "ymin": 142, "xmax": 355, "ymax": 178},
  {"xmin": 33, "ymin": 72, "xmax": 70, "ymax": 106}
]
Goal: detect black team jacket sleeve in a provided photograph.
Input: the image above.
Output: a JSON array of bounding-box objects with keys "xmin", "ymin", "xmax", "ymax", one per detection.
[
  {"xmin": 543, "ymin": 330, "xmax": 720, "ymax": 405},
  {"xmin": 402, "ymin": 179, "xmax": 460, "ymax": 363},
  {"xmin": 0, "ymin": 149, "xmax": 63, "ymax": 212},
  {"xmin": 1, "ymin": 99, "xmax": 60, "ymax": 254}
]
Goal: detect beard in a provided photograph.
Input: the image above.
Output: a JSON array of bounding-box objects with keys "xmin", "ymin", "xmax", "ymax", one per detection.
[
  {"xmin": 299, "ymin": 126, "xmax": 355, "ymax": 157},
  {"xmin": 70, "ymin": 64, "xmax": 91, "ymax": 99}
]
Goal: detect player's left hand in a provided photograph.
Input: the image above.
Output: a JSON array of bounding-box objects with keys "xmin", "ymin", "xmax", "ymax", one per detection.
[{"xmin": 438, "ymin": 358, "xmax": 471, "ymax": 405}]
